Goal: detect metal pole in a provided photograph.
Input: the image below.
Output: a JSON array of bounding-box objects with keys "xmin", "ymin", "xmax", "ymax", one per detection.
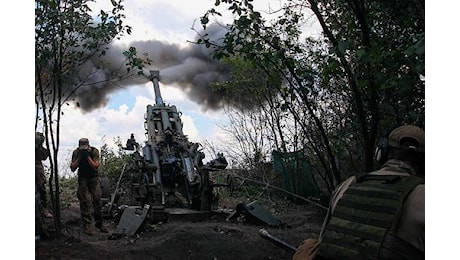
[
  {"xmin": 233, "ymin": 174, "xmax": 328, "ymax": 211},
  {"xmin": 259, "ymin": 228, "xmax": 298, "ymax": 252}
]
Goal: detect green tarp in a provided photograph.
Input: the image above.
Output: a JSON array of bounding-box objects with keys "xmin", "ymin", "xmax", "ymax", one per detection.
[{"xmin": 272, "ymin": 150, "xmax": 320, "ymax": 198}]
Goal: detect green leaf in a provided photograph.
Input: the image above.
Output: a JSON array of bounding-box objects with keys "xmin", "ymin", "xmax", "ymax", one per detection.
[
  {"xmin": 356, "ymin": 49, "xmax": 366, "ymax": 60},
  {"xmin": 201, "ymin": 16, "xmax": 209, "ymax": 25},
  {"xmin": 337, "ymin": 41, "xmax": 347, "ymax": 54}
]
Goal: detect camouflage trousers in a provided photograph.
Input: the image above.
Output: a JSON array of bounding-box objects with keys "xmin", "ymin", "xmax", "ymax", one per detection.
[
  {"xmin": 35, "ymin": 163, "xmax": 48, "ymax": 208},
  {"xmin": 77, "ymin": 176, "xmax": 103, "ymax": 226}
]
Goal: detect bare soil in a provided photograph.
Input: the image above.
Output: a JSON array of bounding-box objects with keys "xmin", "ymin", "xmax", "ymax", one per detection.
[{"xmin": 35, "ymin": 197, "xmax": 326, "ymax": 260}]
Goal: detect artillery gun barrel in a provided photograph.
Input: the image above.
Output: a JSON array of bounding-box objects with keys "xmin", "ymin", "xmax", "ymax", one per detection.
[{"xmin": 150, "ymin": 70, "xmax": 163, "ymax": 105}]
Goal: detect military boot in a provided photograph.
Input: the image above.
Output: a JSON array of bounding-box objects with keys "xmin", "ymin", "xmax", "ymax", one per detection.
[
  {"xmin": 83, "ymin": 224, "xmax": 94, "ymax": 235},
  {"xmin": 96, "ymin": 222, "xmax": 109, "ymax": 233}
]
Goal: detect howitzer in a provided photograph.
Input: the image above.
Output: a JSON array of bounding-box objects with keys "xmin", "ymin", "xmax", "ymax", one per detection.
[{"xmin": 124, "ymin": 70, "xmax": 229, "ymax": 223}]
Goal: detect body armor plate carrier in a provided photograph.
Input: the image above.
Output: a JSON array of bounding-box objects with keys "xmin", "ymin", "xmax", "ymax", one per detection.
[{"xmin": 317, "ymin": 174, "xmax": 424, "ymax": 260}]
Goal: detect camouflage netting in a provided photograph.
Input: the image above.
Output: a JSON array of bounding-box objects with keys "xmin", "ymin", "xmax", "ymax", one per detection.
[{"xmin": 272, "ymin": 150, "xmax": 321, "ymax": 199}]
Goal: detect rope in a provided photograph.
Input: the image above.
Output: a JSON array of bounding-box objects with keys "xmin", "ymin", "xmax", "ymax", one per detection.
[{"xmin": 230, "ymin": 174, "xmax": 328, "ymax": 211}]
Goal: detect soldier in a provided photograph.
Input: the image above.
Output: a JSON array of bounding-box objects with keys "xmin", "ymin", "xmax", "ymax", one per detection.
[
  {"xmin": 70, "ymin": 138, "xmax": 108, "ymax": 235},
  {"xmin": 293, "ymin": 125, "xmax": 425, "ymax": 259},
  {"xmin": 35, "ymin": 132, "xmax": 53, "ymax": 218}
]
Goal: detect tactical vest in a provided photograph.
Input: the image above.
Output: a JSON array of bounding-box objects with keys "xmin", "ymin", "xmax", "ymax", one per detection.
[
  {"xmin": 317, "ymin": 174, "xmax": 424, "ymax": 260},
  {"xmin": 78, "ymin": 147, "xmax": 98, "ymax": 178}
]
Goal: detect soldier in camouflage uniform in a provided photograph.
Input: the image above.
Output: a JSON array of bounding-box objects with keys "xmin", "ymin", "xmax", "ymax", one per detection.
[
  {"xmin": 35, "ymin": 132, "xmax": 53, "ymax": 218},
  {"xmin": 293, "ymin": 125, "xmax": 425, "ymax": 260},
  {"xmin": 70, "ymin": 138, "xmax": 108, "ymax": 235}
]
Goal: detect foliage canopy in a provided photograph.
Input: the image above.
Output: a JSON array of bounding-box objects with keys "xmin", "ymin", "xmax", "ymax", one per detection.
[{"xmin": 196, "ymin": 0, "xmax": 424, "ymax": 190}]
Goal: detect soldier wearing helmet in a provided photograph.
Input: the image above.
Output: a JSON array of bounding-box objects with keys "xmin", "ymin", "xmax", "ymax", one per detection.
[
  {"xmin": 70, "ymin": 138, "xmax": 108, "ymax": 235},
  {"xmin": 293, "ymin": 125, "xmax": 425, "ymax": 260}
]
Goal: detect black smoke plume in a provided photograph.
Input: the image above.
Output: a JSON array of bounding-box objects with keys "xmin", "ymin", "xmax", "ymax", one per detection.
[{"xmin": 72, "ymin": 23, "xmax": 233, "ymax": 112}]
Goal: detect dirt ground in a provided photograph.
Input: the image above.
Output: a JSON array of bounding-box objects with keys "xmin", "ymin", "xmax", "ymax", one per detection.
[{"xmin": 35, "ymin": 197, "xmax": 326, "ymax": 260}]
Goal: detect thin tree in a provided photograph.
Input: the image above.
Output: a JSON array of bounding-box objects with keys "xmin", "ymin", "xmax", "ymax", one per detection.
[
  {"xmin": 195, "ymin": 0, "xmax": 424, "ymax": 189},
  {"xmin": 35, "ymin": 0, "xmax": 149, "ymax": 234}
]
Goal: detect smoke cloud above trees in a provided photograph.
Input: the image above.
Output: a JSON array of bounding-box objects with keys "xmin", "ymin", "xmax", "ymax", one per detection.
[{"xmin": 72, "ymin": 23, "xmax": 232, "ymax": 112}]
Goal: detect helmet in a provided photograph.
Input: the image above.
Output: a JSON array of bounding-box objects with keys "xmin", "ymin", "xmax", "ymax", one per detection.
[
  {"xmin": 79, "ymin": 138, "xmax": 90, "ymax": 149},
  {"xmin": 35, "ymin": 132, "xmax": 45, "ymax": 145},
  {"xmin": 375, "ymin": 125, "xmax": 424, "ymax": 163},
  {"xmin": 387, "ymin": 125, "xmax": 424, "ymax": 152}
]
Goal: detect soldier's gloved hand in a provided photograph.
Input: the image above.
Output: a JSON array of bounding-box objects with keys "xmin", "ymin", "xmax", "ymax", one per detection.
[
  {"xmin": 292, "ymin": 238, "xmax": 320, "ymax": 260},
  {"xmin": 79, "ymin": 149, "xmax": 89, "ymax": 158}
]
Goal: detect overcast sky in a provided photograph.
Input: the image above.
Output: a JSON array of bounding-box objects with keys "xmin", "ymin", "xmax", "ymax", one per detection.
[
  {"xmin": 48, "ymin": 0, "xmax": 303, "ymax": 178},
  {"xmin": 40, "ymin": 0, "xmax": 241, "ymax": 175},
  {"xmin": 29, "ymin": 0, "xmax": 452, "ymax": 179}
]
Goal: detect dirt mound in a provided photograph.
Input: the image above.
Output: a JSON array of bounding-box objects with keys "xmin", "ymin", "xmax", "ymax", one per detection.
[{"xmin": 36, "ymin": 202, "xmax": 325, "ymax": 260}]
